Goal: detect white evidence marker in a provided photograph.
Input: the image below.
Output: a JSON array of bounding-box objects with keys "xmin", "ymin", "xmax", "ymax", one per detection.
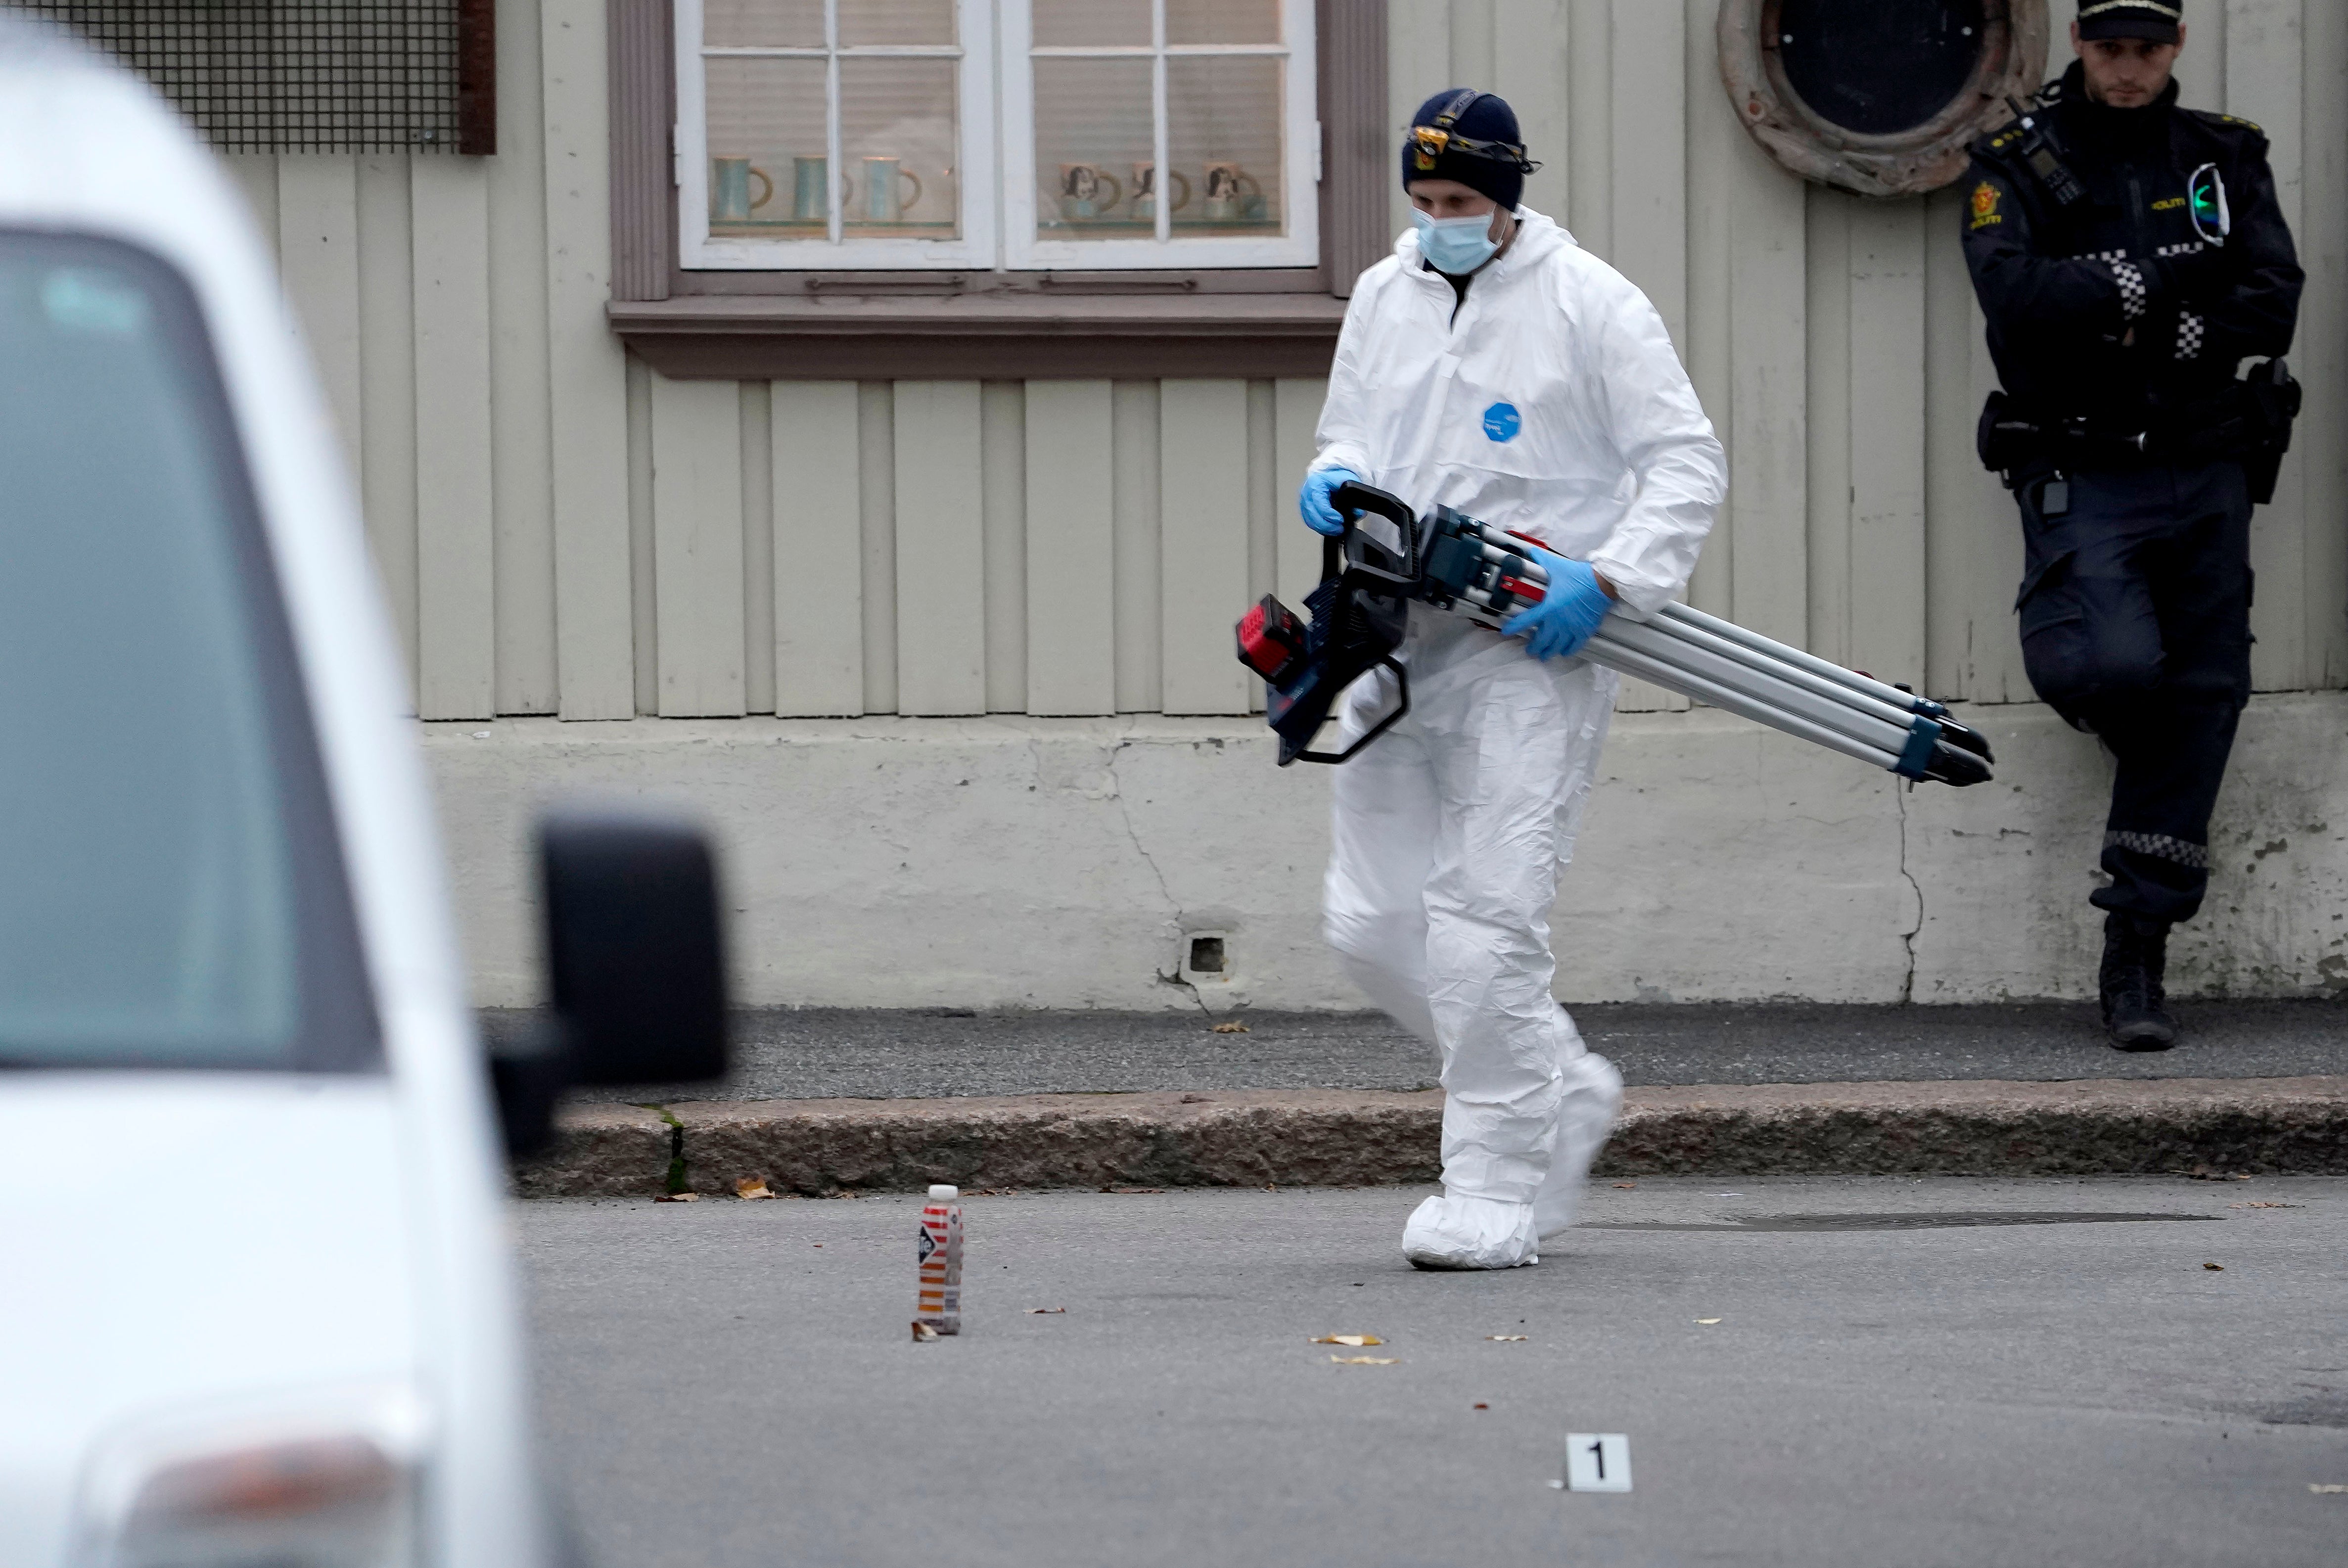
[{"xmin": 1562, "ymin": 1433, "xmax": 1632, "ymax": 1493}]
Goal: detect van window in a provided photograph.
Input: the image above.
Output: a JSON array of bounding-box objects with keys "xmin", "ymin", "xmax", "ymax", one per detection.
[{"xmin": 0, "ymin": 233, "xmax": 378, "ymax": 1071}]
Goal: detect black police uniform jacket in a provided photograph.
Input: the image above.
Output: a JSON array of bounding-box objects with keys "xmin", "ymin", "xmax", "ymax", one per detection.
[{"xmin": 1960, "ymin": 60, "xmax": 2302, "ymax": 438}]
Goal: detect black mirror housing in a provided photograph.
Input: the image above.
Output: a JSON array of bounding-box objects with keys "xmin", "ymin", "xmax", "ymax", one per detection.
[{"xmin": 538, "ymin": 805, "xmax": 730, "ymax": 1086}]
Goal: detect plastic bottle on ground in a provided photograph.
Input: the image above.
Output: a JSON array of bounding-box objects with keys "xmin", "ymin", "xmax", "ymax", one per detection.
[{"xmin": 914, "ymin": 1183, "xmax": 962, "ymax": 1338}]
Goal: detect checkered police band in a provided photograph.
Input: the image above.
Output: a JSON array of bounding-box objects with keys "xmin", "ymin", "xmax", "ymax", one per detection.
[{"xmin": 2109, "ymin": 259, "xmax": 2150, "ymax": 321}]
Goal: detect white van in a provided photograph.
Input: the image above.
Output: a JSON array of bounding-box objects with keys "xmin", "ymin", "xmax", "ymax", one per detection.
[{"xmin": 0, "ymin": 24, "xmax": 725, "ymax": 1568}]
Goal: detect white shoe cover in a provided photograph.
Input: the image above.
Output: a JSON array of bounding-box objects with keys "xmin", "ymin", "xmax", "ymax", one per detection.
[
  {"xmin": 1401, "ymin": 1193, "xmax": 1540, "ymax": 1270},
  {"xmin": 1532, "ymin": 1056, "xmax": 1626, "ymax": 1240}
]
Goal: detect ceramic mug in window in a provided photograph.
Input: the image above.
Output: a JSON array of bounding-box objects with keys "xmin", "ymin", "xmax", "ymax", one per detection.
[
  {"xmin": 793, "ymin": 157, "xmax": 829, "ymax": 223},
  {"xmin": 711, "ymin": 157, "xmax": 774, "ymax": 225},
  {"xmin": 1056, "ymin": 163, "xmax": 1122, "ymax": 222},
  {"xmin": 1201, "ymin": 162, "xmax": 1262, "ymax": 223},
  {"xmin": 1131, "ymin": 162, "xmax": 1191, "ymax": 222},
  {"xmin": 860, "ymin": 157, "xmax": 924, "ymax": 223}
]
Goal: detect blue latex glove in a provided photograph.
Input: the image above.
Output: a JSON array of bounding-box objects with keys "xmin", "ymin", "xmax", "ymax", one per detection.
[
  {"xmin": 1501, "ymin": 546, "xmax": 1613, "ymax": 661},
  {"xmin": 1298, "ymin": 466, "xmax": 1362, "ymax": 537}
]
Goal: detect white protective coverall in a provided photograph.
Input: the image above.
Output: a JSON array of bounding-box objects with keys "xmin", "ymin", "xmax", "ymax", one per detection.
[{"xmin": 1311, "ymin": 207, "xmax": 1726, "ymax": 1268}]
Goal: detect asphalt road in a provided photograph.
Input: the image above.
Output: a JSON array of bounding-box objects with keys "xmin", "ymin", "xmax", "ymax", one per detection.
[
  {"xmin": 521, "ymin": 1176, "xmax": 2348, "ymax": 1568},
  {"xmin": 509, "ymin": 999, "xmax": 2348, "ymax": 1105}
]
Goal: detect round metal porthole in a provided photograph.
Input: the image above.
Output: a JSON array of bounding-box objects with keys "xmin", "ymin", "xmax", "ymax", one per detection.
[{"xmin": 1718, "ymin": 0, "xmax": 2050, "ymax": 197}]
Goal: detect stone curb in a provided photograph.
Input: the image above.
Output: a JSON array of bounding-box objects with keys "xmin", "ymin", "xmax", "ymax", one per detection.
[{"xmin": 510, "ymin": 1076, "xmax": 2348, "ymax": 1198}]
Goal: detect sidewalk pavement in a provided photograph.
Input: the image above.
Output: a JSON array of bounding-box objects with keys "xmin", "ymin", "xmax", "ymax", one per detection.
[{"xmin": 499, "ymin": 1002, "xmax": 2348, "ymax": 1198}]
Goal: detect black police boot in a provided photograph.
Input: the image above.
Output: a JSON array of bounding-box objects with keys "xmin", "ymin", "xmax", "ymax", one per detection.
[{"xmin": 2099, "ymin": 912, "xmax": 2178, "ymax": 1051}]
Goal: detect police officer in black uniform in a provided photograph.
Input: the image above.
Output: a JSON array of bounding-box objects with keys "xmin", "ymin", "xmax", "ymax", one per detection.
[{"xmin": 1962, "ymin": 0, "xmax": 2303, "ymax": 1051}]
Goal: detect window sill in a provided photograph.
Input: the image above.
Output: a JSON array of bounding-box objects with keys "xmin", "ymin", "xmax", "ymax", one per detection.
[{"xmin": 607, "ymin": 290, "xmax": 1349, "ymax": 380}]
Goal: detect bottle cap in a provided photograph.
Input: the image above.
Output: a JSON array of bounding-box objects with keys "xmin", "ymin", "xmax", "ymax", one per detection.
[{"xmin": 928, "ymin": 1184, "xmax": 959, "ymax": 1199}]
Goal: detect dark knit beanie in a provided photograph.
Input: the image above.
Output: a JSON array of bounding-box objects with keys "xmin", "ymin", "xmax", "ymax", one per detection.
[{"xmin": 1402, "ymin": 89, "xmax": 1533, "ymax": 211}]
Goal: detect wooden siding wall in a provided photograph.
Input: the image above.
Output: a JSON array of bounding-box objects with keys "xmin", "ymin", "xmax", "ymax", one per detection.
[{"xmin": 224, "ymin": 0, "xmax": 2347, "ymax": 722}]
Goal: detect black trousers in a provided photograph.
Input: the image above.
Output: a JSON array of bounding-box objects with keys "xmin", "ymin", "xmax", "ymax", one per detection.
[{"xmin": 2013, "ymin": 460, "xmax": 2253, "ymax": 925}]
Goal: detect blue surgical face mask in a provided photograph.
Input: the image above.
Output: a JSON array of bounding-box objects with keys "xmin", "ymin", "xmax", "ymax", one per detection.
[{"xmin": 1411, "ymin": 207, "xmax": 1502, "ymax": 274}]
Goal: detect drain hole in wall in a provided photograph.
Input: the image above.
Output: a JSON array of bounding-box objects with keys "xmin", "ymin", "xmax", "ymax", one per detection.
[{"xmin": 1188, "ymin": 936, "xmax": 1226, "ymax": 974}]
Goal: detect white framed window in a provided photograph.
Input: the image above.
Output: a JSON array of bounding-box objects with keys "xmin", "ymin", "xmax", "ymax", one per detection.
[
  {"xmin": 679, "ymin": 0, "xmax": 999, "ymax": 269},
  {"xmin": 675, "ymin": 0, "xmax": 1318, "ymax": 271}
]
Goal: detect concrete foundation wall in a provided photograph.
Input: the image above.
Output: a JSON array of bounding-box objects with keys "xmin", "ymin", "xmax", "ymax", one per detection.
[{"xmin": 426, "ymin": 692, "xmax": 2348, "ymax": 1011}]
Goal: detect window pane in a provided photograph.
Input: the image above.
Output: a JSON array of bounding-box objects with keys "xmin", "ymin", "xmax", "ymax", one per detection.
[
  {"xmin": 1168, "ymin": 55, "xmax": 1284, "ymax": 235},
  {"xmin": 706, "ymin": 0, "xmax": 824, "ymax": 48},
  {"xmin": 1166, "ymin": 0, "xmax": 1281, "ymax": 46},
  {"xmin": 1032, "ymin": 0, "xmax": 1150, "ymax": 46},
  {"xmin": 840, "ymin": 57, "xmax": 960, "ymax": 236},
  {"xmin": 706, "ymin": 57, "xmax": 829, "ymax": 236},
  {"xmin": 839, "ymin": 0, "xmax": 955, "ymax": 46},
  {"xmin": 0, "ymin": 236, "xmax": 376, "ymax": 1072},
  {"xmin": 1032, "ymin": 58, "xmax": 1155, "ymax": 239}
]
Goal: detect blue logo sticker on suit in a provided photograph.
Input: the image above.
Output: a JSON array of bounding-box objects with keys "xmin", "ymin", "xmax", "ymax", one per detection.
[{"xmin": 1482, "ymin": 402, "xmax": 1521, "ymax": 442}]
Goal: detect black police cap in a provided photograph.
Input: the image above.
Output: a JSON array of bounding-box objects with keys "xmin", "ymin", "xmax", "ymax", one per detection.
[{"xmin": 2078, "ymin": 0, "xmax": 2183, "ymax": 45}]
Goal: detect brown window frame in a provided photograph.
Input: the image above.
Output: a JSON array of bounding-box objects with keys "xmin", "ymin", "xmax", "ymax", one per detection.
[{"xmin": 606, "ymin": 0, "xmax": 1386, "ymax": 379}]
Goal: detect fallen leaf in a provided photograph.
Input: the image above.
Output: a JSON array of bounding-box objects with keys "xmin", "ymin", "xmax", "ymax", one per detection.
[
  {"xmin": 1329, "ymin": 1355, "xmax": 1399, "ymax": 1365},
  {"xmin": 1112, "ymin": 1186, "xmax": 1165, "ymax": 1194},
  {"xmin": 2230, "ymin": 1201, "xmax": 2298, "ymax": 1209},
  {"xmin": 1210, "ymin": 1021, "xmax": 1250, "ymax": 1034},
  {"xmin": 1612, "ymin": 1182, "xmax": 1637, "ymax": 1190},
  {"xmin": 1311, "ymin": 1334, "xmax": 1384, "ymax": 1347},
  {"xmin": 2204, "ymin": 1262, "xmax": 2225, "ymax": 1271},
  {"xmin": 2310, "ymin": 1484, "xmax": 2347, "ymax": 1494},
  {"xmin": 655, "ymin": 1192, "xmax": 701, "ymax": 1203},
  {"xmin": 911, "ymin": 1321, "xmax": 939, "ymax": 1342},
  {"xmin": 1696, "ymin": 1318, "xmax": 1723, "ymax": 1325},
  {"xmin": 736, "ymin": 1177, "xmax": 775, "ymax": 1200},
  {"xmin": 1180, "ymin": 1093, "xmax": 1209, "ymax": 1103},
  {"xmin": 1028, "ymin": 1307, "xmax": 1067, "ymax": 1314},
  {"xmin": 1473, "ymin": 1402, "xmax": 1489, "ymax": 1410},
  {"xmin": 1486, "ymin": 1335, "xmax": 1528, "ymax": 1342}
]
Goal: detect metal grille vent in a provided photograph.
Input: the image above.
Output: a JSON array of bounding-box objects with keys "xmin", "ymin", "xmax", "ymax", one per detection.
[{"xmin": 3, "ymin": 0, "xmax": 495, "ymax": 153}]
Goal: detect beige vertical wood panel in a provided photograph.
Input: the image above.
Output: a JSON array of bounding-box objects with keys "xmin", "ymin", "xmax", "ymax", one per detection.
[
  {"xmin": 1563, "ymin": 0, "xmax": 1610, "ymax": 255},
  {"xmin": 1388, "ymin": 1, "xmax": 1453, "ymax": 236},
  {"xmin": 1112, "ymin": 380, "xmax": 1163, "ymax": 711},
  {"xmin": 2301, "ymin": 0, "xmax": 2348, "ymax": 688},
  {"xmin": 892, "ymin": 381, "xmax": 987, "ymax": 716},
  {"xmin": 981, "ymin": 382, "xmax": 1028, "ymax": 712},
  {"xmin": 1608, "ymin": 0, "xmax": 1688, "ymax": 343},
  {"xmin": 274, "ymin": 158, "xmax": 363, "ymax": 469},
  {"xmin": 410, "ymin": 158, "xmax": 497, "ymax": 720},
  {"xmin": 1846, "ymin": 199, "xmax": 1929, "ymax": 686},
  {"xmin": 648, "ymin": 374, "xmax": 746, "ymax": 716},
  {"xmin": 542, "ymin": 0, "xmax": 636, "ymax": 719},
  {"xmin": 858, "ymin": 382, "xmax": 899, "ymax": 713},
  {"xmin": 1492, "ymin": 0, "xmax": 1571, "ymax": 221},
  {"xmin": 1725, "ymin": 136, "xmax": 1808, "ymax": 645},
  {"xmin": 1244, "ymin": 380, "xmax": 1278, "ymax": 713},
  {"xmin": 770, "ymin": 381, "xmax": 866, "ymax": 715},
  {"xmin": 1273, "ymin": 377, "xmax": 1328, "ymax": 612},
  {"xmin": 1023, "ymin": 381, "xmax": 1117, "ymax": 716},
  {"xmin": 355, "ymin": 157, "xmax": 418, "ymax": 693},
  {"xmin": 1923, "ymin": 184, "xmax": 2030, "ymax": 703},
  {"xmin": 1680, "ymin": 0, "xmax": 1735, "ymax": 617},
  {"xmin": 2227, "ymin": 0, "xmax": 2306, "ymax": 690},
  {"xmin": 1159, "ymin": 381, "xmax": 1254, "ymax": 715},
  {"xmin": 1448, "ymin": 0, "xmax": 1494, "ymax": 85},
  {"xmin": 486, "ymin": 0, "xmax": 557, "ymax": 714},
  {"xmin": 223, "ymin": 155, "xmax": 278, "ymax": 236},
  {"xmin": 2173, "ymin": 6, "xmax": 2228, "ymax": 111},
  {"xmin": 1804, "ymin": 190, "xmax": 1854, "ymax": 670},
  {"xmin": 626, "ymin": 354, "xmax": 658, "ymax": 713},
  {"xmin": 740, "ymin": 382, "xmax": 776, "ymax": 713}
]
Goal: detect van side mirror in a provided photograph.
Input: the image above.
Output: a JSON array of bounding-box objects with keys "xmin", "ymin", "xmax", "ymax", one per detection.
[
  {"xmin": 493, "ymin": 806, "xmax": 732, "ymax": 1158},
  {"xmin": 539, "ymin": 805, "xmax": 731, "ymax": 1085}
]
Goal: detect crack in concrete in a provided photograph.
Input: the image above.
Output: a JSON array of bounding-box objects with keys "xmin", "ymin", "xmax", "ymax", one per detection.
[
  {"xmin": 1104, "ymin": 731, "xmax": 1211, "ymax": 1016},
  {"xmin": 1893, "ymin": 782, "xmax": 1924, "ymax": 1004}
]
